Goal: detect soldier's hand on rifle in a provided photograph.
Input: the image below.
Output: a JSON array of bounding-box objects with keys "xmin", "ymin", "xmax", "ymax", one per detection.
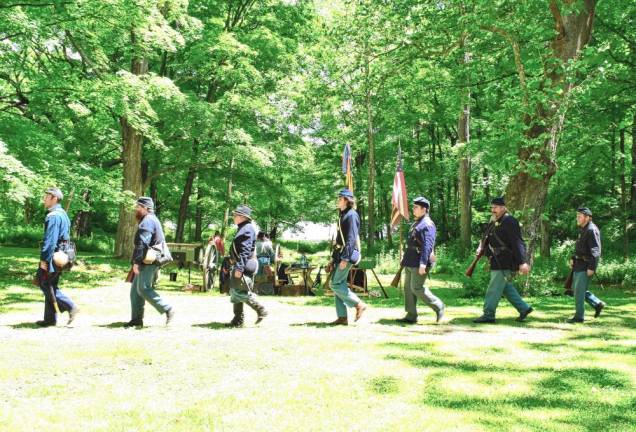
[
  {"xmin": 587, "ymin": 269, "xmax": 594, "ymax": 277},
  {"xmin": 519, "ymin": 263, "xmax": 530, "ymax": 275},
  {"xmin": 338, "ymin": 260, "xmax": 348, "ymax": 270},
  {"xmin": 569, "ymin": 258, "xmax": 574, "ymax": 268},
  {"xmin": 132, "ymin": 263, "xmax": 140, "ymax": 275},
  {"xmin": 475, "ymin": 245, "xmax": 482, "ymax": 256},
  {"xmin": 234, "ymin": 269, "xmax": 243, "ymax": 279},
  {"xmin": 39, "ymin": 260, "xmax": 48, "ymax": 271},
  {"xmin": 418, "ymin": 264, "xmax": 427, "ymax": 276}
]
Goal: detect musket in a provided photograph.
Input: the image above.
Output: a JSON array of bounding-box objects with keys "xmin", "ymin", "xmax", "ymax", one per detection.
[
  {"xmin": 465, "ymin": 218, "xmax": 496, "ymax": 277},
  {"xmin": 390, "ymin": 265, "xmax": 404, "ymax": 288},
  {"xmin": 563, "ymin": 267, "xmax": 574, "ymax": 296}
]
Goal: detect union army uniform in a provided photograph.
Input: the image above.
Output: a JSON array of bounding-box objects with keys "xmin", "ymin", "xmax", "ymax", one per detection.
[
  {"xmin": 329, "ymin": 189, "xmax": 367, "ymax": 325},
  {"xmin": 473, "ymin": 197, "xmax": 533, "ymax": 324},
  {"xmin": 228, "ymin": 205, "xmax": 268, "ymax": 327},
  {"xmin": 569, "ymin": 207, "xmax": 605, "ymax": 323},
  {"xmin": 397, "ymin": 197, "xmax": 445, "ymax": 324},
  {"xmin": 36, "ymin": 187, "xmax": 78, "ymax": 327},
  {"xmin": 126, "ymin": 197, "xmax": 174, "ymax": 327}
]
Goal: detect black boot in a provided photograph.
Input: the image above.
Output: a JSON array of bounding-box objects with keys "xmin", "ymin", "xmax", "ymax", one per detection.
[
  {"xmin": 228, "ymin": 303, "xmax": 244, "ymax": 327},
  {"xmin": 124, "ymin": 319, "xmax": 143, "ymax": 328},
  {"xmin": 246, "ymin": 298, "xmax": 268, "ymax": 324}
]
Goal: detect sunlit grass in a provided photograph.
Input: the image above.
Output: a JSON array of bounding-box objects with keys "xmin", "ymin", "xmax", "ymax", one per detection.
[{"xmin": 0, "ymin": 246, "xmax": 635, "ymax": 431}]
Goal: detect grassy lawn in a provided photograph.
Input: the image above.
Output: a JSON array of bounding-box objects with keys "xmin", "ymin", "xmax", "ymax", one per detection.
[{"xmin": 1, "ymin": 246, "xmax": 635, "ymax": 431}]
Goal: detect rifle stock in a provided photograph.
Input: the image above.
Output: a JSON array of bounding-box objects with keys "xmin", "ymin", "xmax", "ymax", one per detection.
[
  {"xmin": 390, "ymin": 265, "xmax": 404, "ymax": 288},
  {"xmin": 465, "ymin": 252, "xmax": 483, "ymax": 278},
  {"xmin": 564, "ymin": 268, "xmax": 574, "ymax": 296}
]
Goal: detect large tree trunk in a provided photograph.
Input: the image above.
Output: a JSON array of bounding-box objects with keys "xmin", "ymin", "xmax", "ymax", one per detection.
[
  {"xmin": 114, "ymin": 31, "xmax": 148, "ymax": 258},
  {"xmin": 175, "ymin": 140, "xmax": 199, "ymax": 243},
  {"xmin": 504, "ymin": 0, "xmax": 596, "ymax": 257}
]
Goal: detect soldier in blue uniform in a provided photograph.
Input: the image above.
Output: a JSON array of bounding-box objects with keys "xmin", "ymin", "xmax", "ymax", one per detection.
[
  {"xmin": 568, "ymin": 207, "xmax": 605, "ymax": 323},
  {"xmin": 36, "ymin": 187, "xmax": 79, "ymax": 327},
  {"xmin": 396, "ymin": 197, "xmax": 445, "ymax": 324},
  {"xmin": 228, "ymin": 205, "xmax": 268, "ymax": 327},
  {"xmin": 473, "ymin": 197, "xmax": 533, "ymax": 324},
  {"xmin": 328, "ymin": 189, "xmax": 367, "ymax": 325},
  {"xmin": 125, "ymin": 197, "xmax": 175, "ymax": 327}
]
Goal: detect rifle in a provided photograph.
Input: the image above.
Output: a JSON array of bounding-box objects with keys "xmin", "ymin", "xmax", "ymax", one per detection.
[
  {"xmin": 34, "ymin": 268, "xmax": 60, "ymax": 313},
  {"xmin": 465, "ymin": 219, "xmax": 496, "ymax": 277},
  {"xmin": 563, "ymin": 268, "xmax": 574, "ymax": 296},
  {"xmin": 125, "ymin": 267, "xmax": 135, "ymax": 283},
  {"xmin": 390, "ymin": 265, "xmax": 404, "ymax": 288}
]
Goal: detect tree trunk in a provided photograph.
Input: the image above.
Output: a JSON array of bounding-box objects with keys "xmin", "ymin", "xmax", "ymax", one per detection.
[
  {"xmin": 540, "ymin": 218, "xmax": 551, "ymax": 258},
  {"xmin": 365, "ymin": 89, "xmax": 375, "ymax": 248},
  {"xmin": 631, "ymin": 112, "xmax": 636, "ymax": 217},
  {"xmin": 620, "ymin": 128, "xmax": 628, "ymax": 261},
  {"xmin": 504, "ymin": 0, "xmax": 596, "ymax": 257},
  {"xmin": 458, "ymin": 104, "xmax": 472, "ymax": 255},
  {"xmin": 383, "ymin": 192, "xmax": 393, "ymax": 248},
  {"xmin": 73, "ymin": 190, "xmax": 92, "ymax": 237},
  {"xmin": 114, "ymin": 32, "xmax": 148, "ymax": 258},
  {"xmin": 194, "ymin": 185, "xmax": 203, "ymax": 242},
  {"xmin": 175, "ymin": 140, "xmax": 199, "ymax": 243},
  {"xmin": 221, "ymin": 158, "xmax": 234, "ymax": 237}
]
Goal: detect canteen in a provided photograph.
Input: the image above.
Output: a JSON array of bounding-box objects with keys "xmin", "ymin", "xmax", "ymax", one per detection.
[{"xmin": 53, "ymin": 251, "xmax": 69, "ymax": 268}]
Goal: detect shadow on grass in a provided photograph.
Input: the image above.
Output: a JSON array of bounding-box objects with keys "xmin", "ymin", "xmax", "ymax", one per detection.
[
  {"xmin": 97, "ymin": 322, "xmax": 142, "ymax": 329},
  {"xmin": 290, "ymin": 321, "xmax": 334, "ymax": 328},
  {"xmin": 10, "ymin": 322, "xmax": 42, "ymax": 329},
  {"xmin": 382, "ymin": 339, "xmax": 636, "ymax": 430},
  {"xmin": 192, "ymin": 322, "xmax": 230, "ymax": 330}
]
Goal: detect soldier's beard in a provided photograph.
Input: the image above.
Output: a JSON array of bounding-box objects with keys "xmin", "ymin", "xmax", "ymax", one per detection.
[{"xmin": 135, "ymin": 210, "xmax": 145, "ymax": 221}]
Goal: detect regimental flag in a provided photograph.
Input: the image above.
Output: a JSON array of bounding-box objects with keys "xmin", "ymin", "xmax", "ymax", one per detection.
[
  {"xmin": 391, "ymin": 145, "xmax": 409, "ymax": 229},
  {"xmin": 342, "ymin": 143, "xmax": 354, "ymax": 192}
]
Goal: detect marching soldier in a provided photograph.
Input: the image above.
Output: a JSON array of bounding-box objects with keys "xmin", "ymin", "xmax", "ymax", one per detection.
[
  {"xmin": 568, "ymin": 207, "xmax": 605, "ymax": 323},
  {"xmin": 328, "ymin": 189, "xmax": 367, "ymax": 325},
  {"xmin": 228, "ymin": 205, "xmax": 268, "ymax": 327},
  {"xmin": 125, "ymin": 197, "xmax": 175, "ymax": 327},
  {"xmin": 396, "ymin": 197, "xmax": 445, "ymax": 324},
  {"xmin": 35, "ymin": 187, "xmax": 79, "ymax": 327},
  {"xmin": 473, "ymin": 197, "xmax": 533, "ymax": 324}
]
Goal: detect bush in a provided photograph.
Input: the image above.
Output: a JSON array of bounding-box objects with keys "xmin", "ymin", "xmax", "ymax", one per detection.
[
  {"xmin": 277, "ymin": 239, "xmax": 330, "ymax": 255},
  {"xmin": 0, "ymin": 225, "xmax": 113, "ymax": 253}
]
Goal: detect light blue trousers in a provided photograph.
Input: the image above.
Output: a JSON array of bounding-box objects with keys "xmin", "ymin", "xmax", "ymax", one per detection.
[
  {"xmin": 130, "ymin": 264, "xmax": 172, "ymax": 321},
  {"xmin": 483, "ymin": 270, "xmax": 530, "ymax": 319},
  {"xmin": 403, "ymin": 267, "xmax": 444, "ymax": 319},
  {"xmin": 331, "ymin": 263, "xmax": 362, "ymax": 318},
  {"xmin": 573, "ymin": 271, "xmax": 603, "ymax": 320}
]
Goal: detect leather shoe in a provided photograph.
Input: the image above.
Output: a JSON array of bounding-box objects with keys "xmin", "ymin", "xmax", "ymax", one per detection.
[
  {"xmin": 516, "ymin": 306, "xmax": 533, "ymax": 322},
  {"xmin": 594, "ymin": 302, "xmax": 605, "ymax": 318},
  {"xmin": 67, "ymin": 307, "xmax": 79, "ymax": 325},
  {"xmin": 567, "ymin": 317, "xmax": 584, "ymax": 323},
  {"xmin": 355, "ymin": 302, "xmax": 367, "ymax": 322},
  {"xmin": 165, "ymin": 308, "xmax": 175, "ymax": 326},
  {"xmin": 36, "ymin": 320, "xmax": 56, "ymax": 327},
  {"xmin": 436, "ymin": 305, "xmax": 445, "ymax": 323},
  {"xmin": 473, "ymin": 316, "xmax": 496, "ymax": 324},
  {"xmin": 124, "ymin": 319, "xmax": 143, "ymax": 328},
  {"xmin": 330, "ymin": 317, "xmax": 348, "ymax": 326},
  {"xmin": 396, "ymin": 316, "xmax": 417, "ymax": 324}
]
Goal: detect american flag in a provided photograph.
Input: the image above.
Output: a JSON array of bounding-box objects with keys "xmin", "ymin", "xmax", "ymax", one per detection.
[
  {"xmin": 342, "ymin": 143, "xmax": 353, "ymax": 192},
  {"xmin": 391, "ymin": 145, "xmax": 409, "ymax": 228}
]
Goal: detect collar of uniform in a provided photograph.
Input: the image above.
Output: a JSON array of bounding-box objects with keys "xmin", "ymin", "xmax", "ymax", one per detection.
[
  {"xmin": 48, "ymin": 204, "xmax": 62, "ymax": 213},
  {"xmin": 237, "ymin": 220, "xmax": 250, "ymax": 228},
  {"xmin": 495, "ymin": 212, "xmax": 508, "ymax": 224}
]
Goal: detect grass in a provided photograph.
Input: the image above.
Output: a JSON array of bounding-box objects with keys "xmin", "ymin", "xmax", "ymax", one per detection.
[{"xmin": 0, "ymin": 246, "xmax": 635, "ymax": 431}]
